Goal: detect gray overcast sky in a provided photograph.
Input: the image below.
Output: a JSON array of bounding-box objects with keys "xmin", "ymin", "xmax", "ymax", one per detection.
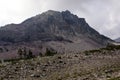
[{"xmin": 0, "ymin": 0, "xmax": 120, "ymax": 39}]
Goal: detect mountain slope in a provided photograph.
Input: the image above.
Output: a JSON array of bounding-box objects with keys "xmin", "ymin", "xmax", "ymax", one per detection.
[
  {"xmin": 115, "ymin": 38, "xmax": 120, "ymax": 42},
  {"xmin": 0, "ymin": 10, "xmax": 113, "ymax": 54}
]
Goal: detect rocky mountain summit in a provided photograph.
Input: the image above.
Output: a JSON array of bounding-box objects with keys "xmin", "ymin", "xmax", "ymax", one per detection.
[
  {"xmin": 0, "ymin": 10, "xmax": 113, "ymax": 59},
  {"xmin": 0, "ymin": 10, "xmax": 111, "ymax": 44}
]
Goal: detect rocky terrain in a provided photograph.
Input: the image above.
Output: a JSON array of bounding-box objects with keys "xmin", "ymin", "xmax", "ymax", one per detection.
[
  {"xmin": 0, "ymin": 10, "xmax": 118, "ymax": 80},
  {"xmin": 0, "ymin": 45, "xmax": 120, "ymax": 80},
  {"xmin": 0, "ymin": 10, "xmax": 114, "ymax": 60}
]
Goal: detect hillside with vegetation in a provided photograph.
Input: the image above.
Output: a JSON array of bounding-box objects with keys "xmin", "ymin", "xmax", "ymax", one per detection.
[{"xmin": 0, "ymin": 45, "xmax": 120, "ymax": 80}]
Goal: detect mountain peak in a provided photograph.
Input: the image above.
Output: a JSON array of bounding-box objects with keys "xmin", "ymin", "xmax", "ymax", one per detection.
[
  {"xmin": 42, "ymin": 10, "xmax": 60, "ymax": 15},
  {"xmin": 0, "ymin": 10, "xmax": 112, "ymax": 48},
  {"xmin": 41, "ymin": 10, "xmax": 73, "ymax": 17},
  {"xmin": 47, "ymin": 10, "xmax": 57, "ymax": 13},
  {"xmin": 62, "ymin": 10, "xmax": 71, "ymax": 14},
  {"xmin": 44, "ymin": 10, "xmax": 71, "ymax": 14}
]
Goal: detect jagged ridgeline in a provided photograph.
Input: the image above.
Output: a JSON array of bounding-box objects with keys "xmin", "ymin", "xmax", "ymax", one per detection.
[{"xmin": 0, "ymin": 10, "xmax": 112, "ymax": 44}]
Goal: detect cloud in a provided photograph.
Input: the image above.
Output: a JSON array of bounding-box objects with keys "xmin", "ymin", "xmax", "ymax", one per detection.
[{"xmin": 0, "ymin": 0, "xmax": 120, "ymax": 39}]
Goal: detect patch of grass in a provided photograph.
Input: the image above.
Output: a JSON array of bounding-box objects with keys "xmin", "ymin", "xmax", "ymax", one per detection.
[
  {"xmin": 84, "ymin": 45, "xmax": 120, "ymax": 55},
  {"xmin": 45, "ymin": 48, "xmax": 57, "ymax": 56},
  {"xmin": 84, "ymin": 49, "xmax": 102, "ymax": 55},
  {"xmin": 108, "ymin": 77, "xmax": 120, "ymax": 80},
  {"xmin": 101, "ymin": 45, "xmax": 120, "ymax": 51},
  {"xmin": 0, "ymin": 64, "xmax": 5, "ymax": 68},
  {"xmin": 0, "ymin": 77, "xmax": 4, "ymax": 80}
]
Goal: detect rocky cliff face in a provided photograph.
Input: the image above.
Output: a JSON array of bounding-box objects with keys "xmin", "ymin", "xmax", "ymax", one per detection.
[{"xmin": 0, "ymin": 10, "xmax": 113, "ymax": 54}]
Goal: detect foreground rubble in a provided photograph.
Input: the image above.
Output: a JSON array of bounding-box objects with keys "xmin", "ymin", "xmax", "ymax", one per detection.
[{"xmin": 0, "ymin": 48, "xmax": 120, "ymax": 80}]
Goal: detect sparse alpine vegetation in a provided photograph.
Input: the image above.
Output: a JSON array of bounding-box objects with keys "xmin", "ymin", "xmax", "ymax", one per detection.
[
  {"xmin": 0, "ymin": 45, "xmax": 120, "ymax": 80},
  {"xmin": 84, "ymin": 44, "xmax": 120, "ymax": 55}
]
